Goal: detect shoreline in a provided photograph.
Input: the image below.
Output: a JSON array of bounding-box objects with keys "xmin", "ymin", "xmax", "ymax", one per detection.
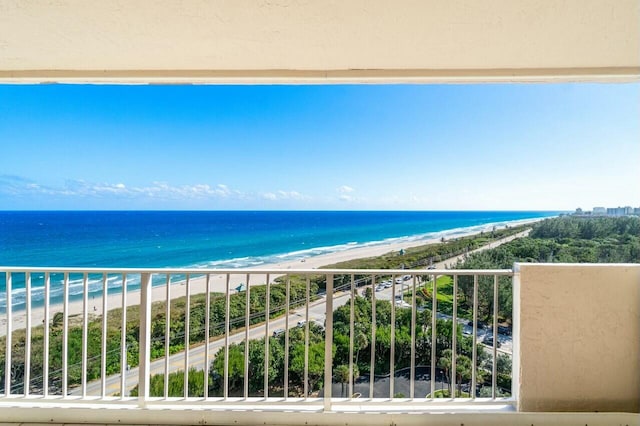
[{"xmin": 1, "ymin": 217, "xmax": 545, "ymax": 335}]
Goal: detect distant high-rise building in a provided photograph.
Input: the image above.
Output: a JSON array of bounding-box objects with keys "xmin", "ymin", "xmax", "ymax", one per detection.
[
  {"xmin": 592, "ymin": 207, "xmax": 606, "ymax": 215},
  {"xmin": 607, "ymin": 207, "xmax": 627, "ymax": 216}
]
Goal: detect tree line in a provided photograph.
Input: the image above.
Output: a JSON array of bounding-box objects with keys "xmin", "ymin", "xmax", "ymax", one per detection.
[
  {"xmin": 4, "ymin": 216, "xmax": 634, "ymax": 396},
  {"xmin": 131, "ymin": 294, "xmax": 511, "ymax": 399},
  {"xmin": 0, "ymin": 280, "xmax": 318, "ymax": 395},
  {"xmin": 454, "ymin": 216, "xmax": 640, "ymax": 323}
]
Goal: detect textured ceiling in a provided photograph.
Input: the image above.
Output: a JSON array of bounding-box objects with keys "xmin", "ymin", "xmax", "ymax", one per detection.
[{"xmin": 1, "ymin": 0, "xmax": 638, "ymax": 83}]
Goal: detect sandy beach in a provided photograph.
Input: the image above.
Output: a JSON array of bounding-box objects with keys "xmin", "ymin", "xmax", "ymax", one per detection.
[{"xmin": 2, "ymin": 219, "xmax": 540, "ymax": 335}]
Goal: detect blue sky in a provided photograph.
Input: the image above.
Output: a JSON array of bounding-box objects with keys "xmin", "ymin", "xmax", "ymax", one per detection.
[{"xmin": 0, "ymin": 83, "xmax": 638, "ymax": 210}]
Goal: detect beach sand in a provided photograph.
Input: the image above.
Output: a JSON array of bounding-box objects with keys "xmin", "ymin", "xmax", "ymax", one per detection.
[{"xmin": 2, "ymin": 220, "xmax": 538, "ymax": 335}]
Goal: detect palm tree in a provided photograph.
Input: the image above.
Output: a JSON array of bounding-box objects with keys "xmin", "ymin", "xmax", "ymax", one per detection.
[
  {"xmin": 438, "ymin": 349, "xmax": 453, "ymax": 396},
  {"xmin": 334, "ymin": 364, "xmax": 350, "ymax": 397},
  {"xmin": 455, "ymin": 355, "xmax": 472, "ymax": 397},
  {"xmin": 354, "ymin": 330, "xmax": 368, "ymax": 364},
  {"xmin": 51, "ymin": 311, "xmax": 64, "ymax": 328}
]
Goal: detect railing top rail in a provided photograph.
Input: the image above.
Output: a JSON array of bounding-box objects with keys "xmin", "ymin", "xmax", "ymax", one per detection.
[{"xmin": 0, "ymin": 266, "xmax": 514, "ymax": 276}]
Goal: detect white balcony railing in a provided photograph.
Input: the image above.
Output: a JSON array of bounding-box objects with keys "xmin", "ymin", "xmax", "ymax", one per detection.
[
  {"xmin": 0, "ymin": 267, "xmax": 514, "ymax": 412},
  {"xmin": 1, "ymin": 263, "xmax": 637, "ymax": 425}
]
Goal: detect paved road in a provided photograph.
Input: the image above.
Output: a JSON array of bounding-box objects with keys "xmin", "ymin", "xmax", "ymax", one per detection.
[
  {"xmin": 323, "ymin": 366, "xmax": 448, "ymax": 399},
  {"xmin": 74, "ymin": 230, "xmax": 525, "ymax": 396},
  {"xmin": 375, "ymin": 283, "xmax": 513, "ymax": 355},
  {"xmin": 77, "ymin": 292, "xmax": 352, "ymax": 396}
]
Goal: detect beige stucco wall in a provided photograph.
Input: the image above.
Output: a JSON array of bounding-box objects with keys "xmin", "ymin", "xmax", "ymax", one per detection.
[
  {"xmin": 516, "ymin": 263, "xmax": 640, "ymax": 412},
  {"xmin": 0, "ymin": 0, "xmax": 639, "ymax": 83}
]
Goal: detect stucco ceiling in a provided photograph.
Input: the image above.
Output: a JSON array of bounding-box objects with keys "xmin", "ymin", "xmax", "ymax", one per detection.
[{"xmin": 0, "ymin": 0, "xmax": 638, "ymax": 83}]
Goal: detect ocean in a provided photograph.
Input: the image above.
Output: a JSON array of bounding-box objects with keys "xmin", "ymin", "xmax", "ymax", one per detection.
[{"xmin": 0, "ymin": 210, "xmax": 559, "ymax": 310}]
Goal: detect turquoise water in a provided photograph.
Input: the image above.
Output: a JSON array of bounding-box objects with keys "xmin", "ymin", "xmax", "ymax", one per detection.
[{"xmin": 0, "ymin": 210, "xmax": 559, "ymax": 310}]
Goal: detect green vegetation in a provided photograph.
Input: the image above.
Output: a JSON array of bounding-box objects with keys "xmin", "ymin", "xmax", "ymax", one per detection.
[
  {"xmin": 3, "ymin": 216, "xmax": 635, "ymax": 397},
  {"xmin": 280, "ymin": 225, "xmax": 530, "ymax": 294},
  {"xmin": 130, "ymin": 368, "xmax": 206, "ymax": 398},
  {"xmin": 322, "ymin": 225, "xmax": 528, "ymax": 271},
  {"xmin": 453, "ymin": 216, "xmax": 640, "ymax": 323},
  {"xmin": 458, "ymin": 216, "xmax": 639, "ymax": 268},
  {"xmin": 0, "ymin": 280, "xmax": 318, "ymax": 394},
  {"xmin": 131, "ymin": 322, "xmax": 329, "ymax": 398},
  {"xmin": 410, "ymin": 275, "xmax": 456, "ymax": 312},
  {"xmin": 431, "ymin": 389, "xmax": 470, "ymax": 398},
  {"xmin": 132, "ymin": 295, "xmax": 506, "ymax": 398}
]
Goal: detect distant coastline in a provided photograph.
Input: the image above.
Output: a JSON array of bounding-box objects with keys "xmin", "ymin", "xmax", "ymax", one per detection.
[
  {"xmin": 0, "ymin": 210, "xmax": 560, "ymax": 312},
  {"xmin": 0, "ymin": 216, "xmax": 543, "ymax": 335}
]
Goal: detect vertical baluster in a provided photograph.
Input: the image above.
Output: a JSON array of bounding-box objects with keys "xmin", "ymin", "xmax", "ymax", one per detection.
[
  {"xmin": 243, "ymin": 274, "xmax": 250, "ymax": 399},
  {"xmin": 263, "ymin": 274, "xmax": 270, "ymax": 399},
  {"xmin": 284, "ymin": 275, "xmax": 290, "ymax": 398},
  {"xmin": 348, "ymin": 274, "xmax": 355, "ymax": 399},
  {"xmin": 303, "ymin": 276, "xmax": 310, "ymax": 399},
  {"xmin": 492, "ymin": 275, "xmax": 499, "ymax": 399},
  {"xmin": 120, "ymin": 274, "xmax": 128, "ymax": 398},
  {"xmin": 430, "ymin": 273, "xmax": 437, "ymax": 399},
  {"xmin": 62, "ymin": 272, "xmax": 69, "ymax": 397},
  {"xmin": 24, "ymin": 272, "xmax": 31, "ymax": 396},
  {"xmin": 138, "ymin": 273, "xmax": 152, "ymax": 407},
  {"xmin": 81, "ymin": 273, "xmax": 89, "ymax": 398},
  {"xmin": 451, "ymin": 275, "xmax": 458, "ymax": 398},
  {"xmin": 184, "ymin": 274, "xmax": 191, "ymax": 399},
  {"xmin": 369, "ymin": 275, "xmax": 376, "ymax": 399},
  {"xmin": 4, "ymin": 272, "xmax": 11, "ymax": 397},
  {"xmin": 204, "ymin": 274, "xmax": 211, "ymax": 399},
  {"xmin": 511, "ymin": 270, "xmax": 518, "ymax": 400},
  {"xmin": 164, "ymin": 274, "xmax": 171, "ymax": 399},
  {"xmin": 100, "ymin": 273, "xmax": 108, "ymax": 398},
  {"xmin": 471, "ymin": 275, "xmax": 479, "ymax": 399},
  {"xmin": 390, "ymin": 274, "xmax": 396, "ymax": 399},
  {"xmin": 323, "ymin": 274, "xmax": 333, "ymax": 412},
  {"xmin": 43, "ymin": 272, "xmax": 50, "ymax": 397},
  {"xmin": 410, "ymin": 274, "xmax": 417, "ymax": 400},
  {"xmin": 224, "ymin": 274, "xmax": 231, "ymax": 400}
]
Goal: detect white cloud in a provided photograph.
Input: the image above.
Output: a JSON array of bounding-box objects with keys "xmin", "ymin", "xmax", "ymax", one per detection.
[
  {"xmin": 0, "ymin": 176, "xmax": 244, "ymax": 201},
  {"xmin": 337, "ymin": 185, "xmax": 355, "ymax": 194},
  {"xmin": 1, "ymin": 175, "xmax": 313, "ymax": 205},
  {"xmin": 129, "ymin": 182, "xmax": 240, "ymax": 200},
  {"xmin": 336, "ymin": 185, "xmax": 357, "ymax": 202},
  {"xmin": 261, "ymin": 190, "xmax": 308, "ymax": 201},
  {"xmin": 0, "ymin": 175, "xmax": 47, "ymax": 195},
  {"xmin": 279, "ymin": 190, "xmax": 305, "ymax": 200}
]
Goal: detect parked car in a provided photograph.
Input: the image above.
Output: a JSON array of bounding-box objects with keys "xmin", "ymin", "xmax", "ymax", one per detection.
[
  {"xmin": 483, "ymin": 336, "xmax": 501, "ymax": 348},
  {"xmin": 395, "ymin": 300, "xmax": 411, "ymax": 308},
  {"xmin": 498, "ymin": 325, "xmax": 512, "ymax": 335},
  {"xmin": 272, "ymin": 328, "xmax": 285, "ymax": 337},
  {"xmin": 297, "ymin": 320, "xmax": 307, "ymax": 328},
  {"xmin": 467, "ymin": 320, "xmax": 485, "ymax": 329}
]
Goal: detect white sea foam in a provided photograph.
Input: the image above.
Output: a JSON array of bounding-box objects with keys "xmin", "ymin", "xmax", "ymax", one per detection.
[
  {"xmin": 1, "ymin": 273, "xmax": 143, "ymax": 311},
  {"xmin": 2, "ymin": 215, "xmax": 551, "ymax": 311}
]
